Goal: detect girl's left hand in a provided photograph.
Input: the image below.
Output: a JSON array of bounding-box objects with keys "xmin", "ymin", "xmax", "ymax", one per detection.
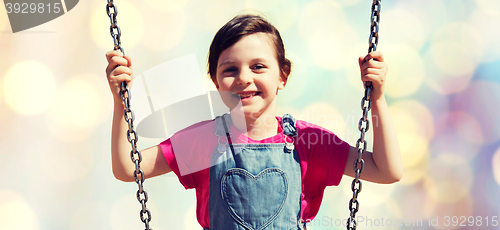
[{"xmin": 358, "ymin": 51, "xmax": 388, "ymax": 101}]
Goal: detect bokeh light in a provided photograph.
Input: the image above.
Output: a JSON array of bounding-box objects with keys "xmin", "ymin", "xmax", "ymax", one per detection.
[
  {"xmin": 40, "ymin": 143, "xmax": 94, "ymax": 183},
  {"xmin": 399, "ymin": 160, "xmax": 427, "ymax": 186},
  {"xmin": 397, "ymin": 186, "xmax": 430, "ymax": 221},
  {"xmin": 45, "ymin": 74, "xmax": 105, "ymax": 142},
  {"xmin": 71, "ymin": 202, "xmax": 110, "ymax": 230},
  {"xmin": 431, "ymin": 95, "xmax": 486, "ymax": 160},
  {"xmin": 2, "ymin": 1, "xmax": 500, "ymax": 229},
  {"xmin": 0, "ymin": 190, "xmax": 40, "ymax": 230},
  {"xmin": 0, "ymin": 74, "xmax": 3, "ymax": 105},
  {"xmin": 389, "ymin": 100, "xmax": 433, "ymax": 175},
  {"xmin": 298, "ymin": 0, "xmax": 359, "ymax": 70},
  {"xmin": 438, "ymin": 111, "xmax": 484, "ymax": 146},
  {"xmin": 431, "ymin": 23, "xmax": 483, "ymax": 76},
  {"xmin": 395, "ymin": 0, "xmax": 449, "ymax": 38},
  {"xmin": 0, "ymin": 8, "xmax": 7, "ymax": 32},
  {"xmin": 141, "ymin": 11, "xmax": 186, "ymax": 51},
  {"xmin": 336, "ymin": 0, "xmax": 362, "ymax": 7},
  {"xmin": 244, "ymin": 0, "xmax": 299, "ymax": 32},
  {"xmin": 453, "ymin": 81, "xmax": 500, "ymax": 144},
  {"xmin": 398, "ymin": 133, "xmax": 429, "ymax": 169},
  {"xmin": 144, "ymin": 0, "xmax": 189, "ymax": 13},
  {"xmin": 424, "ymin": 194, "xmax": 474, "ymax": 230},
  {"xmin": 194, "ymin": 0, "xmax": 246, "ymax": 32},
  {"xmin": 493, "ymin": 146, "xmax": 500, "ymax": 186},
  {"xmin": 428, "ymin": 23, "xmax": 483, "ymax": 95},
  {"xmin": 382, "ymin": 44, "xmax": 425, "ymax": 98},
  {"xmin": 383, "ymin": 8, "xmax": 426, "ymax": 51},
  {"xmin": 468, "ymin": 9, "xmax": 500, "ymax": 62},
  {"xmin": 424, "ymin": 154, "xmax": 473, "ymax": 203},
  {"xmin": 385, "ymin": 198, "xmax": 404, "ymax": 221},
  {"xmin": 390, "ymin": 100, "xmax": 435, "ymax": 142},
  {"xmin": 452, "ymin": 111, "xmax": 484, "ymax": 146},
  {"xmin": 389, "ymin": 100, "xmax": 435, "ymax": 185},
  {"xmin": 3, "ymin": 61, "xmax": 57, "ymax": 116},
  {"xmin": 475, "ymin": 0, "xmax": 500, "ymax": 15},
  {"xmin": 429, "ymin": 134, "xmax": 481, "ymax": 163},
  {"xmin": 91, "ymin": 0, "xmax": 144, "ymax": 51},
  {"xmin": 52, "ymin": 76, "xmax": 102, "ymax": 128}
]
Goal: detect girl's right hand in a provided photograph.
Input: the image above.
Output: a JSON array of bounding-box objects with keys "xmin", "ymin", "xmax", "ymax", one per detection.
[{"xmin": 105, "ymin": 50, "xmax": 133, "ymax": 102}]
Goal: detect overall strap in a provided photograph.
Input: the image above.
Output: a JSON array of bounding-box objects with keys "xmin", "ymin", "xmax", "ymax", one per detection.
[
  {"xmin": 214, "ymin": 114, "xmax": 235, "ymax": 155},
  {"xmin": 215, "ymin": 113, "xmax": 232, "ymax": 137},
  {"xmin": 220, "ymin": 115, "xmax": 236, "ymax": 156}
]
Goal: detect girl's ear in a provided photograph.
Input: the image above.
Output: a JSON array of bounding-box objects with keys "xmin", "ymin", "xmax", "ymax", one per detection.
[{"xmin": 278, "ymin": 73, "xmax": 288, "ymax": 90}]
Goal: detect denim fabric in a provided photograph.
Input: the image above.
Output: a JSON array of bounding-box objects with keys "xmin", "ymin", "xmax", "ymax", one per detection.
[{"xmin": 206, "ymin": 114, "xmax": 302, "ymax": 230}]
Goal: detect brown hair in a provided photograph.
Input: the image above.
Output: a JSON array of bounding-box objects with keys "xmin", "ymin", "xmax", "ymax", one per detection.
[{"xmin": 208, "ymin": 14, "xmax": 292, "ymax": 86}]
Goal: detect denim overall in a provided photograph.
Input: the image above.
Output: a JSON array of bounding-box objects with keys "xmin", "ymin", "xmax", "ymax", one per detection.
[{"xmin": 204, "ymin": 114, "xmax": 303, "ymax": 230}]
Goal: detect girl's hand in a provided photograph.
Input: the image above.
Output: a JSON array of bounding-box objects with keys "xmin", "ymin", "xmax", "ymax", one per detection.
[
  {"xmin": 105, "ymin": 50, "xmax": 133, "ymax": 102},
  {"xmin": 358, "ymin": 51, "xmax": 388, "ymax": 101}
]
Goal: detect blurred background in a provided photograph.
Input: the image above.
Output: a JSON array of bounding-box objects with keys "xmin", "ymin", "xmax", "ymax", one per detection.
[{"xmin": 1, "ymin": 0, "xmax": 500, "ymax": 229}]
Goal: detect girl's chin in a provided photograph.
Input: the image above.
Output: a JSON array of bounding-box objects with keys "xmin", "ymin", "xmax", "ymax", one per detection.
[{"xmin": 230, "ymin": 107, "xmax": 261, "ymax": 118}]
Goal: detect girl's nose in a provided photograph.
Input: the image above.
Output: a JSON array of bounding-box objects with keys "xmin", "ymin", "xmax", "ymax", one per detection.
[{"xmin": 235, "ymin": 69, "xmax": 253, "ymax": 86}]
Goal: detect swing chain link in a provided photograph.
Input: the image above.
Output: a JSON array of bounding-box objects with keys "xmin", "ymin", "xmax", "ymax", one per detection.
[
  {"xmin": 106, "ymin": 0, "xmax": 124, "ymax": 55},
  {"xmin": 106, "ymin": 1, "xmax": 152, "ymax": 229},
  {"xmin": 368, "ymin": 0, "xmax": 381, "ymax": 54},
  {"xmin": 347, "ymin": 0, "xmax": 380, "ymax": 230}
]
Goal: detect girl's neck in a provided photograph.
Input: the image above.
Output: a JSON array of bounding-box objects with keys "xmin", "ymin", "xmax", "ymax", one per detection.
[{"xmin": 230, "ymin": 110, "xmax": 279, "ymax": 141}]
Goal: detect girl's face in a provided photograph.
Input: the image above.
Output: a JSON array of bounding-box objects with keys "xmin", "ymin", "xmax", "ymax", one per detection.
[{"xmin": 216, "ymin": 33, "xmax": 287, "ymax": 119}]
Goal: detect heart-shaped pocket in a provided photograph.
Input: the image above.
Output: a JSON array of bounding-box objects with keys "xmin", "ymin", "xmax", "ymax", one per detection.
[{"xmin": 221, "ymin": 168, "xmax": 288, "ymax": 230}]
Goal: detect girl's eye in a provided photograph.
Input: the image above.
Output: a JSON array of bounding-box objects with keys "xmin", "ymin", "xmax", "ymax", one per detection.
[
  {"xmin": 222, "ymin": 67, "xmax": 238, "ymax": 73},
  {"xmin": 223, "ymin": 67, "xmax": 238, "ymax": 73},
  {"xmin": 252, "ymin": 64, "xmax": 265, "ymax": 71}
]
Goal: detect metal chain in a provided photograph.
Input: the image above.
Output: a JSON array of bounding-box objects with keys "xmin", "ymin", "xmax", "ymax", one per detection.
[
  {"xmin": 106, "ymin": 1, "xmax": 152, "ymax": 229},
  {"xmin": 346, "ymin": 1, "xmax": 380, "ymax": 230}
]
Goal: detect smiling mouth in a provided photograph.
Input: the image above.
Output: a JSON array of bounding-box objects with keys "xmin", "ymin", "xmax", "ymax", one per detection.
[{"xmin": 236, "ymin": 92, "xmax": 261, "ymax": 99}]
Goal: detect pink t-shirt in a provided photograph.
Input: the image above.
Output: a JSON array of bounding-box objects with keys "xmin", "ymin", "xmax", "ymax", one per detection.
[{"xmin": 160, "ymin": 116, "xmax": 350, "ymax": 229}]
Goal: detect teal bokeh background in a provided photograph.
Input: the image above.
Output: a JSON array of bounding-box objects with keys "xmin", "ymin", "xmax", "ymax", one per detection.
[{"xmin": 1, "ymin": 0, "xmax": 500, "ymax": 229}]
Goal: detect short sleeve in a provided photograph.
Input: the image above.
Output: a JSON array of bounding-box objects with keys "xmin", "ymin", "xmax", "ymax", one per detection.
[
  {"xmin": 293, "ymin": 119, "xmax": 350, "ymax": 187},
  {"xmin": 294, "ymin": 119, "xmax": 351, "ymax": 221},
  {"xmin": 325, "ymin": 134, "xmax": 350, "ymax": 186},
  {"xmin": 159, "ymin": 138, "xmax": 196, "ymax": 189}
]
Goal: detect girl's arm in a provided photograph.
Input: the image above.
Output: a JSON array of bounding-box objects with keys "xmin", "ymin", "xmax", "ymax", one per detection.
[
  {"xmin": 106, "ymin": 51, "xmax": 172, "ymax": 182},
  {"xmin": 343, "ymin": 51, "xmax": 403, "ymax": 184}
]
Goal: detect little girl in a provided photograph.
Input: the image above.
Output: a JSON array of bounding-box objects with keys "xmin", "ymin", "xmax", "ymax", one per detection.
[{"xmin": 105, "ymin": 14, "xmax": 402, "ymax": 230}]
